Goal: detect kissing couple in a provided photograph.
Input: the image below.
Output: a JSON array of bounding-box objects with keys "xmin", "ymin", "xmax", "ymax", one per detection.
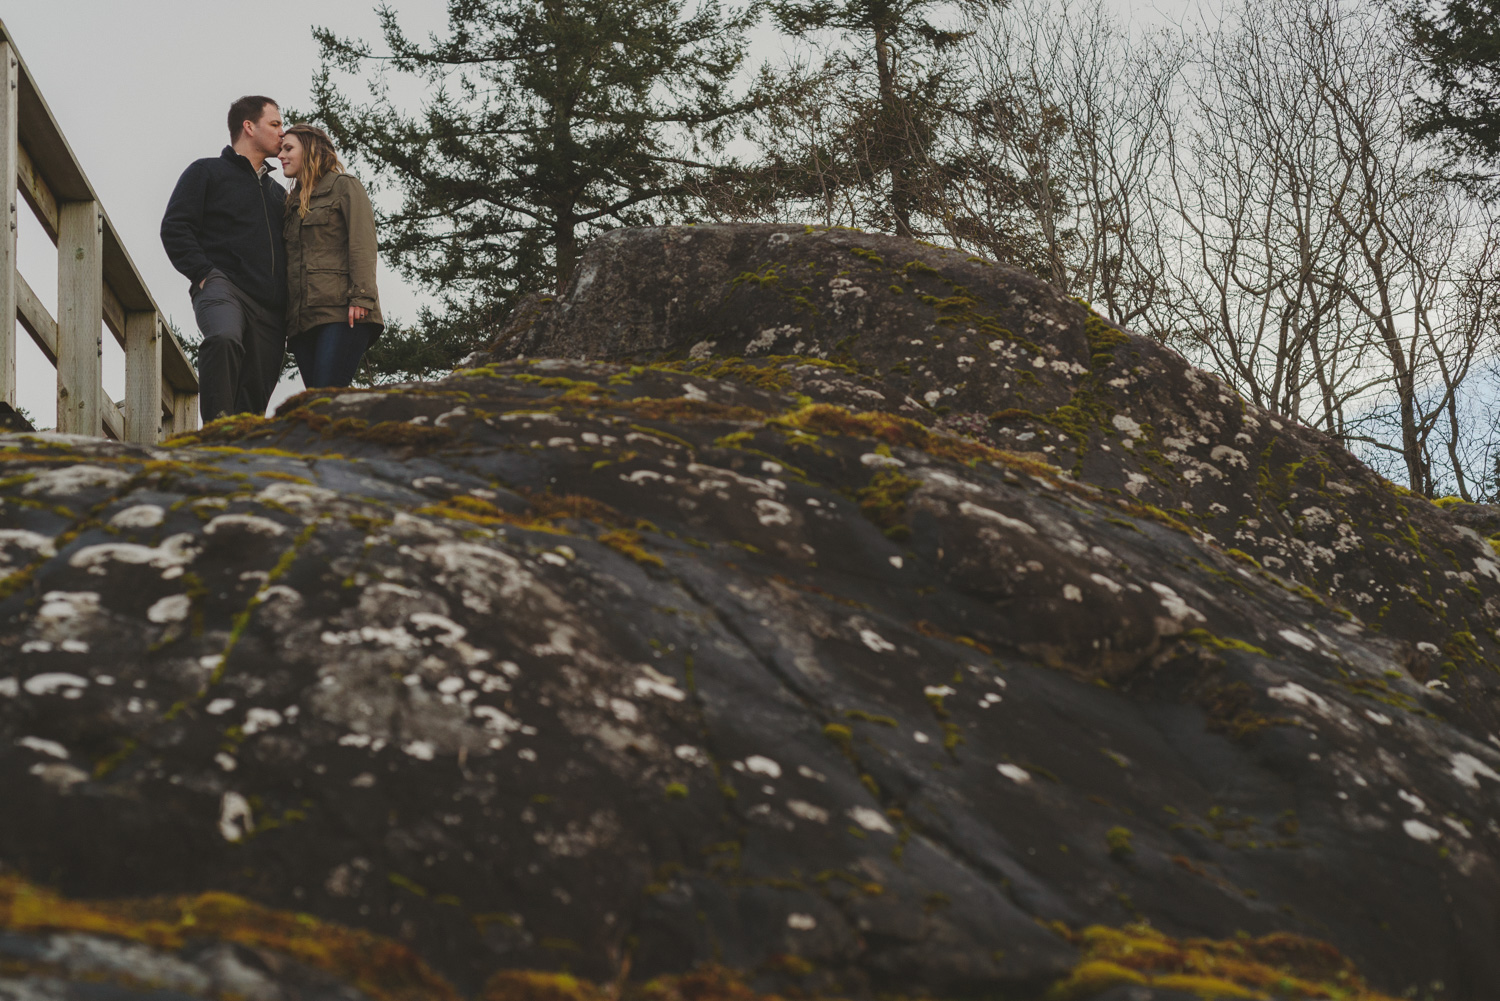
[{"xmin": 160, "ymin": 95, "xmax": 384, "ymax": 425}]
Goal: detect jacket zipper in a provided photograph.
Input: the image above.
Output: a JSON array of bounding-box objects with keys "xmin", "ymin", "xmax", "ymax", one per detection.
[{"xmin": 257, "ymin": 170, "xmax": 276, "ymax": 289}]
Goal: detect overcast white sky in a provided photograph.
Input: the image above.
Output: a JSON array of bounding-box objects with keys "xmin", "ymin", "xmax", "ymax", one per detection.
[{"xmin": 4, "ymin": 0, "xmax": 1191, "ymax": 430}]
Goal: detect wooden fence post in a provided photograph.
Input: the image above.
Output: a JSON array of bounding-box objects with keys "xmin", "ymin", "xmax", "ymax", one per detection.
[
  {"xmin": 0, "ymin": 41, "xmax": 17, "ymax": 408},
  {"xmin": 124, "ymin": 310, "xmax": 160, "ymax": 442},
  {"xmin": 56, "ymin": 199, "xmax": 102, "ymax": 434},
  {"xmin": 172, "ymin": 390, "xmax": 195, "ymax": 436}
]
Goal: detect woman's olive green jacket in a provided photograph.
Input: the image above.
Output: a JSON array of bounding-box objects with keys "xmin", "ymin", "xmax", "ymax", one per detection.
[{"xmin": 283, "ymin": 171, "xmax": 384, "ymax": 339}]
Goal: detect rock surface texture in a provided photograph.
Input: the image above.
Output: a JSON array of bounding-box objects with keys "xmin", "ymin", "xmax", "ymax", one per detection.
[{"xmin": 0, "ymin": 224, "xmax": 1497, "ymax": 1000}]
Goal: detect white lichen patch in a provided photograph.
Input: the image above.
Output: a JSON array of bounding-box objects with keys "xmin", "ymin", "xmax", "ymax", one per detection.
[
  {"xmin": 921, "ymin": 472, "xmax": 982, "ymax": 497},
  {"xmin": 744, "ymin": 755, "xmax": 782, "ymax": 778},
  {"xmin": 37, "ymin": 592, "xmax": 100, "ymax": 622},
  {"xmin": 241, "ymin": 708, "xmax": 284, "ymax": 735},
  {"xmin": 146, "ymin": 594, "xmax": 191, "ymax": 624},
  {"xmin": 1209, "ymin": 445, "xmax": 1248, "ymax": 469},
  {"xmin": 22, "ymin": 673, "xmax": 88, "ymax": 698},
  {"xmin": 787, "ymin": 913, "xmax": 817, "ymax": 930},
  {"xmin": 333, "ymin": 392, "xmax": 380, "ymax": 406},
  {"xmin": 1089, "ymin": 573, "xmax": 1123, "ymax": 593},
  {"xmin": 22, "ymin": 465, "xmax": 132, "ymax": 497},
  {"xmin": 958, "ymin": 501, "xmax": 1037, "ymax": 535},
  {"xmin": 1278, "ymin": 629, "xmax": 1318, "ymax": 652},
  {"xmin": 674, "ymin": 745, "xmax": 709, "ymax": 767},
  {"xmin": 0, "ymin": 528, "xmax": 58, "ymax": 556},
  {"xmin": 755, "ymin": 499, "xmax": 793, "ymax": 527},
  {"xmin": 69, "ymin": 534, "xmax": 199, "ymax": 573},
  {"xmin": 787, "ymin": 800, "xmax": 829, "ymax": 823},
  {"xmin": 847, "ymin": 806, "xmax": 895, "ymax": 834},
  {"xmin": 403, "ymin": 740, "xmax": 437, "ymax": 760},
  {"xmin": 997, "ymin": 763, "xmax": 1031, "ymax": 784},
  {"xmin": 1402, "ymin": 819, "xmax": 1442, "ymax": 843},
  {"xmin": 17, "ymin": 736, "xmax": 68, "ymax": 759},
  {"xmin": 1442, "ymin": 817, "xmax": 1472, "ymax": 838},
  {"xmin": 31, "ymin": 762, "xmax": 89, "ymax": 792},
  {"xmin": 1150, "ymin": 583, "xmax": 1205, "ymax": 623},
  {"xmin": 204, "ymin": 513, "xmax": 287, "ymax": 536},
  {"xmin": 219, "ymin": 792, "xmax": 252, "ymax": 841},
  {"xmin": 1267, "ymin": 682, "xmax": 1329, "ymax": 712},
  {"xmin": 1451, "ymin": 752, "xmax": 1500, "ymax": 789},
  {"xmin": 1299, "ymin": 507, "xmax": 1334, "ymax": 528},
  {"xmin": 860, "ymin": 629, "xmax": 896, "ymax": 652},
  {"xmin": 634, "ymin": 666, "xmax": 686, "ymax": 702},
  {"xmin": 473, "ymin": 706, "xmax": 522, "ymax": 734},
  {"xmin": 860, "ymin": 452, "xmax": 905, "ymax": 469},
  {"xmin": 321, "ymin": 625, "xmax": 420, "ymax": 651},
  {"xmin": 255, "ymin": 482, "xmax": 335, "ymax": 507},
  {"xmin": 747, "ymin": 325, "xmax": 798, "ymax": 354}
]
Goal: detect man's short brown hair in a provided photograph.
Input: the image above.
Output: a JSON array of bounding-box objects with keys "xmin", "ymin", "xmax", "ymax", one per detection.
[{"xmin": 227, "ymin": 95, "xmax": 277, "ymax": 141}]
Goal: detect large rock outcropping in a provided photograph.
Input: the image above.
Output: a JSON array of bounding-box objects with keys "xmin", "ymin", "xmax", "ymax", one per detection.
[{"xmin": 0, "ymin": 225, "xmax": 1497, "ymax": 1000}]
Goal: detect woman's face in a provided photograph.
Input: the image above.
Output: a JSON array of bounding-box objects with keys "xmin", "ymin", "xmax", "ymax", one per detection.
[{"xmin": 278, "ymin": 135, "xmax": 305, "ymax": 179}]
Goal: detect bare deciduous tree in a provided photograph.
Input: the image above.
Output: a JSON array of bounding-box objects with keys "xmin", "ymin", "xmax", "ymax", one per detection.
[
  {"xmin": 1165, "ymin": 0, "xmax": 1500, "ymax": 495},
  {"xmin": 711, "ymin": 0, "xmax": 1500, "ymax": 498},
  {"xmin": 945, "ymin": 0, "xmax": 1182, "ymax": 329}
]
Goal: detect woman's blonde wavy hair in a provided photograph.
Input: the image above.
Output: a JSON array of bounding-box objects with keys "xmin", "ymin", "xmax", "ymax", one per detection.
[{"xmin": 283, "ymin": 124, "xmax": 345, "ymax": 218}]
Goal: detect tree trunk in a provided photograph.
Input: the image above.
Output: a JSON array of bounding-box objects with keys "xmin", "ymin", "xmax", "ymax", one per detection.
[
  {"xmin": 873, "ymin": 25, "xmax": 914, "ymax": 239},
  {"xmin": 554, "ymin": 217, "xmax": 578, "ymax": 293}
]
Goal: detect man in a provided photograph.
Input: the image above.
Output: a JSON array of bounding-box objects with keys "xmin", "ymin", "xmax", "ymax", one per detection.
[{"xmin": 161, "ymin": 96, "xmax": 288, "ymax": 423}]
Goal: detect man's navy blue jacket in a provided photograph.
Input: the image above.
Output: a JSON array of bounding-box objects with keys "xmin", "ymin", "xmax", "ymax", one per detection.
[{"xmin": 161, "ymin": 146, "xmax": 288, "ymax": 310}]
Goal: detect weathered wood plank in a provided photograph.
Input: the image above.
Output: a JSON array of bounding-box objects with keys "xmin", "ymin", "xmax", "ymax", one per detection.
[
  {"xmin": 124, "ymin": 310, "xmax": 160, "ymax": 443},
  {"xmin": 102, "ymin": 279, "xmax": 125, "ymax": 347},
  {"xmin": 162, "ymin": 321, "xmax": 198, "ymax": 395},
  {"xmin": 100, "ymin": 394, "xmax": 122, "ymax": 440},
  {"xmin": 15, "ymin": 268, "xmax": 54, "ymax": 360},
  {"xmin": 0, "ymin": 43, "xmax": 16, "ymax": 408},
  {"xmin": 15, "ymin": 140, "xmax": 55, "ymax": 239},
  {"xmin": 172, "ymin": 390, "xmax": 195, "ymax": 435},
  {"xmin": 56, "ymin": 199, "xmax": 101, "ymax": 434},
  {"xmin": 15, "ymin": 275, "xmax": 163, "ymax": 427}
]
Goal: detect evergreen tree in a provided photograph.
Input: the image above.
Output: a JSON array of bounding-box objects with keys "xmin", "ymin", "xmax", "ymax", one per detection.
[
  {"xmin": 1406, "ymin": 0, "xmax": 1500, "ymax": 175},
  {"xmin": 305, "ymin": 0, "xmax": 760, "ymax": 379},
  {"xmin": 765, "ymin": 0, "xmax": 999, "ymax": 238}
]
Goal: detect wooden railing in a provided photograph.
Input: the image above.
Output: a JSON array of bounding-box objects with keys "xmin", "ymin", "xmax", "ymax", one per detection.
[{"xmin": 0, "ymin": 18, "xmax": 198, "ymax": 441}]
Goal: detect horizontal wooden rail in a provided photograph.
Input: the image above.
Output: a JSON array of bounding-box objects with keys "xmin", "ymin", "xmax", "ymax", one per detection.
[
  {"xmin": 15, "ymin": 271, "xmax": 179, "ymax": 424},
  {"xmin": 0, "ymin": 18, "xmax": 197, "ymax": 441}
]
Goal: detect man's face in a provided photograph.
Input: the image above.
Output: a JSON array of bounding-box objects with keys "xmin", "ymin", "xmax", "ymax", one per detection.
[{"xmin": 243, "ymin": 104, "xmax": 284, "ymax": 160}]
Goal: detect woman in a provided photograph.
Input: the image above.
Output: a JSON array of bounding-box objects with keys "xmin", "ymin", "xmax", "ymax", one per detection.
[{"xmin": 278, "ymin": 125, "xmax": 383, "ymax": 389}]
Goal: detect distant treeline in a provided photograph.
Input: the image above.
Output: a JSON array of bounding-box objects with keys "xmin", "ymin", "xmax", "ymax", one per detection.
[{"xmin": 305, "ymin": 0, "xmax": 1500, "ymax": 500}]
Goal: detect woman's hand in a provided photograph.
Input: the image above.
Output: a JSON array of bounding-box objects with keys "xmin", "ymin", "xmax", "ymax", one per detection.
[{"xmin": 348, "ymin": 305, "xmax": 368, "ymax": 327}]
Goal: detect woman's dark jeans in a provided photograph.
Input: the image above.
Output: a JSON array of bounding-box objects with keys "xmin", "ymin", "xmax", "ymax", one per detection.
[{"xmin": 290, "ymin": 322, "xmax": 376, "ymax": 389}]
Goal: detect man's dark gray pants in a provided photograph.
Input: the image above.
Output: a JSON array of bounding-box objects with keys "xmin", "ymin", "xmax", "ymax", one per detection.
[{"xmin": 190, "ymin": 270, "xmax": 286, "ymax": 423}]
